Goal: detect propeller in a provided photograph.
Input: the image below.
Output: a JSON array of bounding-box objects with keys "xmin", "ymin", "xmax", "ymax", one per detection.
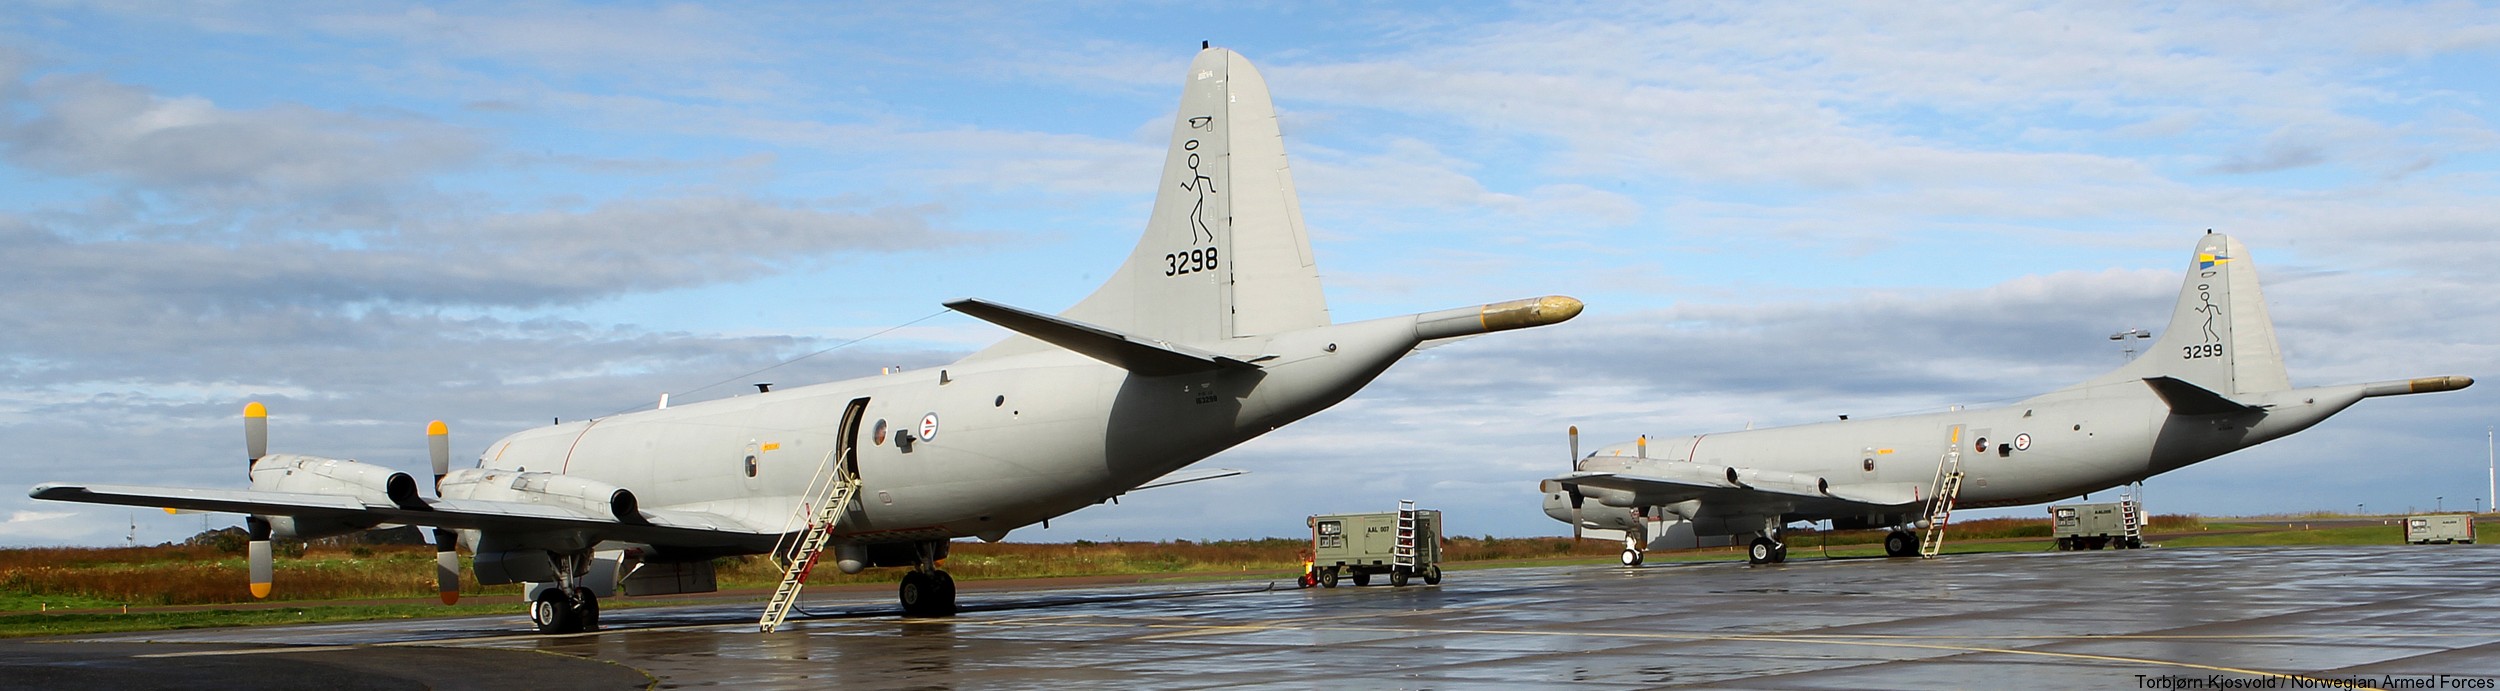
[
  {"xmin": 428, "ymin": 420, "xmax": 461, "ymax": 605},
  {"xmin": 244, "ymin": 402, "xmax": 273, "ymax": 599}
]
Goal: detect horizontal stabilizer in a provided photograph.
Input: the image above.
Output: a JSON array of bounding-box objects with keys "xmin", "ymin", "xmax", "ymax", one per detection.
[
  {"xmin": 947, "ymin": 298, "xmax": 1262, "ymax": 376},
  {"xmin": 1133, "ymin": 468, "xmax": 1245, "ymax": 492},
  {"xmin": 2143, "ymin": 376, "xmax": 2263, "ymax": 415}
]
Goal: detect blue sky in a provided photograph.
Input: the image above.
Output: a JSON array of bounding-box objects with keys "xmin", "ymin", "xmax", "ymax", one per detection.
[{"xmin": 2, "ymin": 2, "xmax": 2495, "ymax": 545}]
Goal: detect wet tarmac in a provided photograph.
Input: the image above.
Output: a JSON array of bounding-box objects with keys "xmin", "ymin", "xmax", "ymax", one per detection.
[{"xmin": 10, "ymin": 545, "xmax": 2500, "ymax": 689}]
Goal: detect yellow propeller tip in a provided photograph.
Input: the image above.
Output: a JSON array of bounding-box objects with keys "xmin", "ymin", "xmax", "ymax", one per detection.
[
  {"xmin": 162, "ymin": 507, "xmax": 178, "ymax": 515},
  {"xmin": 249, "ymin": 582, "xmax": 272, "ymax": 599},
  {"xmin": 244, "ymin": 402, "xmax": 267, "ymax": 418},
  {"xmin": 427, "ymin": 420, "xmax": 448, "ymax": 436},
  {"xmin": 439, "ymin": 592, "xmax": 460, "ymax": 605}
]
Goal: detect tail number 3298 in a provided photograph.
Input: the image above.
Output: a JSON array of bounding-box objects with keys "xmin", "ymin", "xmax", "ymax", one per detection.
[{"xmin": 1165, "ymin": 247, "xmax": 1218, "ymax": 276}]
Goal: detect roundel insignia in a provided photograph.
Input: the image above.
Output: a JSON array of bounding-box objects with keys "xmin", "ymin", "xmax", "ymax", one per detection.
[
  {"xmin": 919, "ymin": 413, "xmax": 940, "ymax": 442},
  {"xmin": 2013, "ymin": 433, "xmax": 2031, "ymax": 452}
]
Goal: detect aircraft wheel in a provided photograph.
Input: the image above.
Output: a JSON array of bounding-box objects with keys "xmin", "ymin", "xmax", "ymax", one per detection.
[
  {"xmin": 1353, "ymin": 571, "xmax": 1372, "ymax": 587},
  {"xmin": 899, "ymin": 571, "xmax": 933, "ymax": 616},
  {"xmin": 1772, "ymin": 544, "xmax": 1789, "ymax": 563},
  {"xmin": 1423, "ymin": 565, "xmax": 1442, "ymax": 585},
  {"xmin": 1884, "ymin": 531, "xmax": 1917, "ymax": 557},
  {"xmin": 930, "ymin": 571, "xmax": 958, "ymax": 615},
  {"xmin": 1620, "ymin": 549, "xmax": 1644, "ymax": 567},
  {"xmin": 531, "ymin": 589, "xmax": 579, "ymax": 634},
  {"xmin": 1320, "ymin": 567, "xmax": 1340, "ymax": 588},
  {"xmin": 1748, "ymin": 538, "xmax": 1777, "ymax": 565},
  {"xmin": 1390, "ymin": 567, "xmax": 1410, "ymax": 587},
  {"xmin": 571, "ymin": 587, "xmax": 600, "ymax": 632}
]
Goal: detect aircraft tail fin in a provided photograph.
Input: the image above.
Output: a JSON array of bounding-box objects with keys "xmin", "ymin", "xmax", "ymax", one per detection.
[
  {"xmin": 2077, "ymin": 232, "xmax": 2292, "ymax": 397},
  {"xmin": 967, "ymin": 47, "xmax": 1327, "ymax": 362}
]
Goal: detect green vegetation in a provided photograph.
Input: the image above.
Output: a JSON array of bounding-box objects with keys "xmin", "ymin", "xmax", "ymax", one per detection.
[
  {"xmin": 2157, "ymin": 523, "xmax": 2402, "ymax": 548},
  {"xmin": 0, "ymin": 512, "xmax": 2434, "ymax": 638}
]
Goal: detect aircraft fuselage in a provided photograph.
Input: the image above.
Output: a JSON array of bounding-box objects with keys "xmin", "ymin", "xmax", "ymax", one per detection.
[{"xmin": 481, "ymin": 316, "xmax": 1421, "ymax": 551}]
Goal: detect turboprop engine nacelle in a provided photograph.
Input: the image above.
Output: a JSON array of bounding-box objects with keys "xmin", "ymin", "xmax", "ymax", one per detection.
[
  {"xmin": 1727, "ymin": 467, "xmax": 1829, "ymax": 496},
  {"xmin": 438, "ymin": 468, "xmax": 644, "ymax": 524},
  {"xmin": 246, "ymin": 454, "xmax": 427, "ymax": 539}
]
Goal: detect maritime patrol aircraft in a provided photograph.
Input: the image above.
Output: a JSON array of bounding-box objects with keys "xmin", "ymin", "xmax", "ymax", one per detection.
[
  {"xmin": 1542, "ymin": 232, "xmax": 2470, "ymax": 566},
  {"xmin": 28, "ymin": 46, "xmax": 1582, "ymax": 632}
]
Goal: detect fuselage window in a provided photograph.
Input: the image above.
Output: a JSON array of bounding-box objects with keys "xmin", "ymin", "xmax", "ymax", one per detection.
[
  {"xmin": 873, "ymin": 419, "xmax": 888, "ymax": 445},
  {"xmin": 744, "ymin": 455, "xmax": 758, "ymax": 478}
]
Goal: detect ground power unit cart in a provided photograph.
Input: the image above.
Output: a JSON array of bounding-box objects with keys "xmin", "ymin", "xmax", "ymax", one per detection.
[{"xmin": 1302, "ymin": 501, "xmax": 1442, "ymax": 588}]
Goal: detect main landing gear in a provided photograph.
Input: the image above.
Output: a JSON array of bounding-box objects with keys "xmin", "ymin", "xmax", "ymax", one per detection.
[
  {"xmin": 529, "ymin": 552, "xmax": 600, "ymax": 634},
  {"xmin": 1746, "ymin": 536, "xmax": 1790, "ymax": 565},
  {"xmin": 1620, "ymin": 535, "xmax": 1646, "ymax": 567},
  {"xmin": 1883, "ymin": 530, "xmax": 1921, "ymax": 558},
  {"xmin": 898, "ymin": 542, "xmax": 956, "ymax": 617},
  {"xmin": 530, "ymin": 586, "xmax": 600, "ymax": 633}
]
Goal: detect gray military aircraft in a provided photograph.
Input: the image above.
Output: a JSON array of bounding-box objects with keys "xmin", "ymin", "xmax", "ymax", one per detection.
[
  {"xmin": 1542, "ymin": 231, "xmax": 2471, "ymax": 566},
  {"xmin": 28, "ymin": 46, "xmax": 1581, "ymax": 632}
]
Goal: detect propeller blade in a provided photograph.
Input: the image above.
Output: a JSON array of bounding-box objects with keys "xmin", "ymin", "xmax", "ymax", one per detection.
[
  {"xmin": 1567, "ymin": 425, "xmax": 1583, "ymax": 539},
  {"xmin": 426, "ymin": 420, "xmax": 450, "ymax": 492},
  {"xmin": 1566, "ymin": 484, "xmax": 1585, "ymax": 541},
  {"xmin": 246, "ymin": 516, "xmax": 273, "ymax": 599},
  {"xmin": 244, "ymin": 402, "xmax": 268, "ymax": 469},
  {"xmin": 432, "ymin": 528, "xmax": 461, "ymax": 605},
  {"xmin": 1567, "ymin": 425, "xmax": 1579, "ymax": 467}
]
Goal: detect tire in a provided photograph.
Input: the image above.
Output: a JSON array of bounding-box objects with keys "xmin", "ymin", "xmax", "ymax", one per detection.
[
  {"xmin": 1353, "ymin": 571, "xmax": 1372, "ymax": 587},
  {"xmin": 1321, "ymin": 567, "xmax": 1339, "ymax": 588},
  {"xmin": 899, "ymin": 571, "xmax": 931, "ymax": 616},
  {"xmin": 531, "ymin": 589, "xmax": 578, "ymax": 634},
  {"xmin": 1390, "ymin": 567, "xmax": 1410, "ymax": 587},
  {"xmin": 1620, "ymin": 549, "xmax": 1644, "ymax": 567},
  {"xmin": 1772, "ymin": 544, "xmax": 1789, "ymax": 563},
  {"xmin": 1748, "ymin": 538, "xmax": 1775, "ymax": 565},
  {"xmin": 571, "ymin": 587, "xmax": 600, "ymax": 632},
  {"xmin": 930, "ymin": 571, "xmax": 958, "ymax": 616},
  {"xmin": 1885, "ymin": 532, "xmax": 1916, "ymax": 557},
  {"xmin": 1423, "ymin": 565, "xmax": 1442, "ymax": 585}
]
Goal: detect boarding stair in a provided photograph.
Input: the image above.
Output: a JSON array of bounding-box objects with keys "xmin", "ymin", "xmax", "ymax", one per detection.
[
  {"xmin": 758, "ymin": 454, "xmax": 862, "ymax": 633},
  {"xmin": 1919, "ymin": 451, "xmax": 1964, "ymax": 558},
  {"xmin": 1394, "ymin": 500, "xmax": 1418, "ymax": 570},
  {"xmin": 2119, "ymin": 490, "xmax": 2144, "ymax": 546}
]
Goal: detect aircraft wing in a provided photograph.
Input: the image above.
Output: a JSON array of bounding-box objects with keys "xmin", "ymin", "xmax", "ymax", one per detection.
[
  {"xmin": 1556, "ymin": 471, "xmax": 1924, "ymax": 516},
  {"xmin": 29, "ymin": 482, "xmax": 782, "ymax": 549}
]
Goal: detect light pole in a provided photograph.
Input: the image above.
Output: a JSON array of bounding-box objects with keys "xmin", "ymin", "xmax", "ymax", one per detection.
[
  {"xmin": 2110, "ymin": 328, "xmax": 2153, "ymax": 361},
  {"xmin": 2488, "ymin": 426, "xmax": 2494, "ymax": 513}
]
